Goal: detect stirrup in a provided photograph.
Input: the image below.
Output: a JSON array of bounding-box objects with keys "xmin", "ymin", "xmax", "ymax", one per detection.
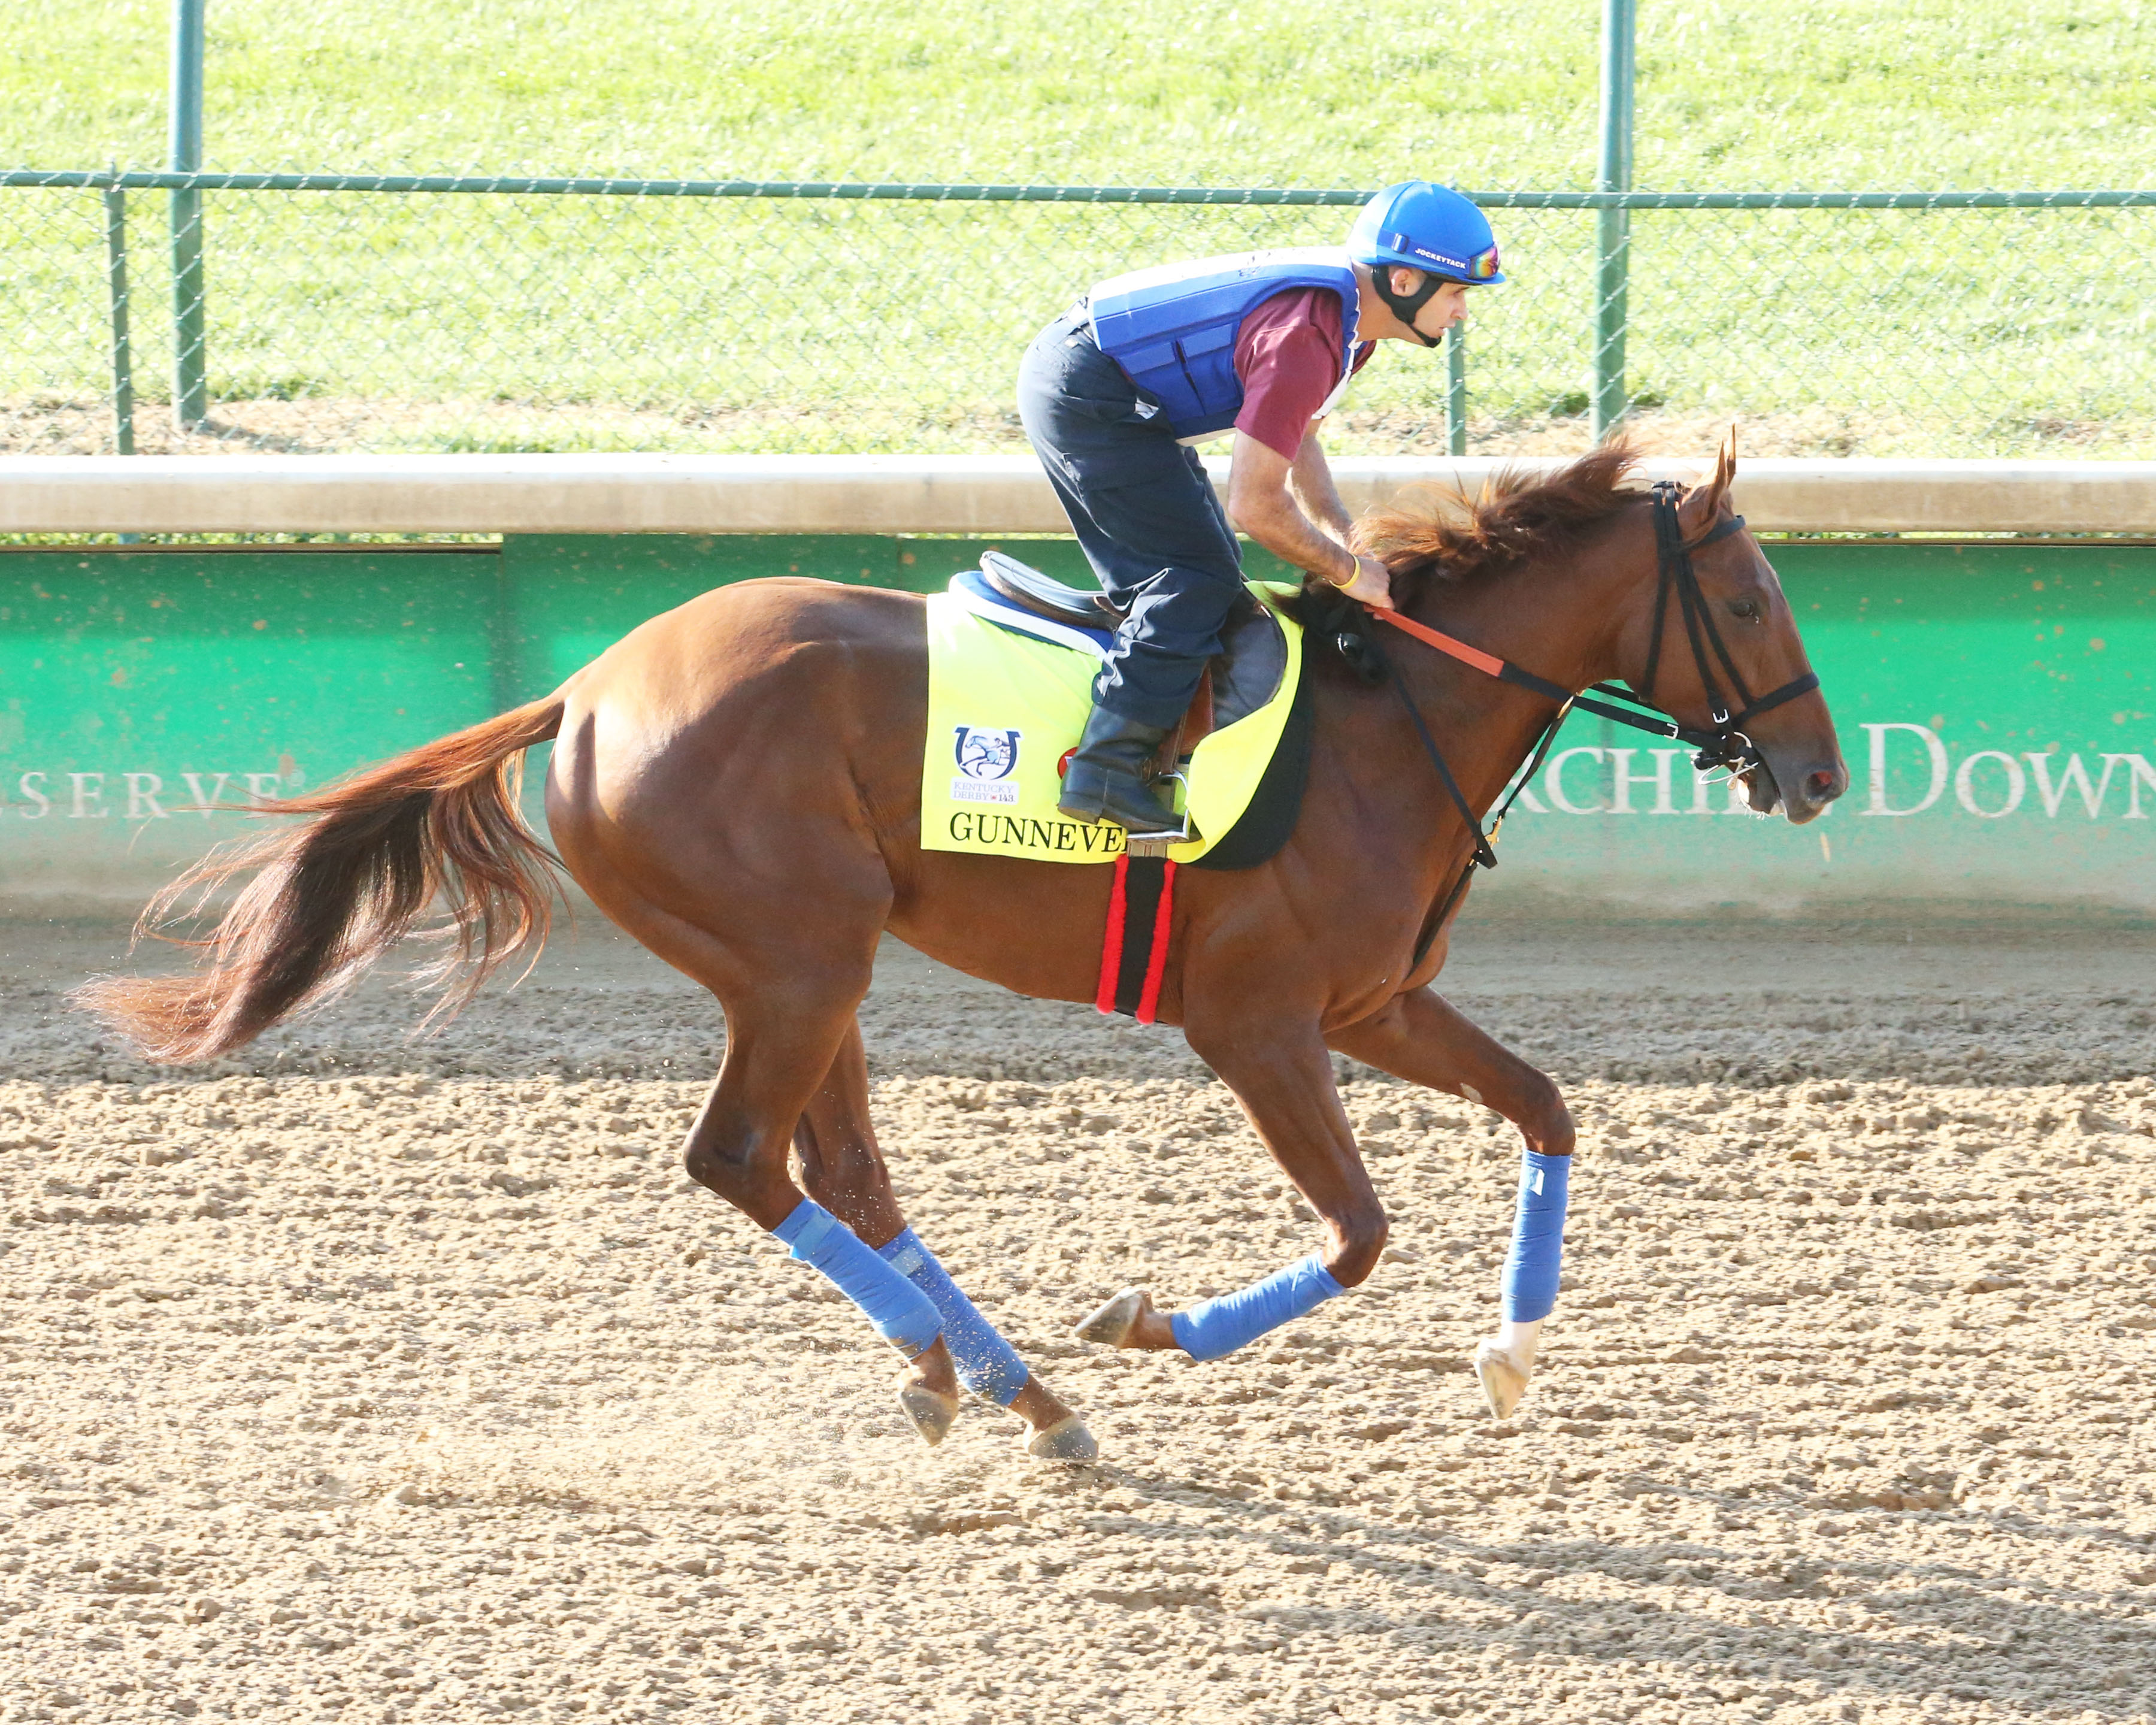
[{"xmin": 1125, "ymin": 771, "xmax": 1194, "ymax": 855}]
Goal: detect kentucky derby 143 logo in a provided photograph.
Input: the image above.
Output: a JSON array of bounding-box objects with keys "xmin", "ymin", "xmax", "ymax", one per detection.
[{"xmin": 952, "ymin": 726, "xmax": 1023, "ymax": 805}]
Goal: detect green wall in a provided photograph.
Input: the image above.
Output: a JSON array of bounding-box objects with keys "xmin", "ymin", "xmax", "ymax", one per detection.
[
  {"xmin": 1492, "ymin": 541, "xmax": 2156, "ymax": 909},
  {"xmin": 2, "ymin": 536, "xmax": 2151, "ymax": 909}
]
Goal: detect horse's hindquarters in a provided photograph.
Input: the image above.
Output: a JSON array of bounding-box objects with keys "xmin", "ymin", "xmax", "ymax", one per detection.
[{"xmin": 543, "ymin": 580, "xmax": 931, "ymax": 977}]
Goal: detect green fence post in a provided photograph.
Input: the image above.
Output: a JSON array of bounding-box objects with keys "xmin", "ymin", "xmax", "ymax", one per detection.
[
  {"xmin": 1446, "ymin": 323, "xmax": 1467, "ymax": 456},
  {"xmin": 1591, "ymin": 0, "xmax": 1636, "ymax": 444},
  {"xmin": 102, "ymin": 178, "xmax": 137, "ymax": 458},
  {"xmin": 169, "ymin": 0, "xmax": 208, "ymax": 430}
]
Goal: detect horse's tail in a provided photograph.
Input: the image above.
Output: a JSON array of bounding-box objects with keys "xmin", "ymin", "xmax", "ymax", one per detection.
[{"xmin": 75, "ymin": 692, "xmax": 570, "ymax": 1063}]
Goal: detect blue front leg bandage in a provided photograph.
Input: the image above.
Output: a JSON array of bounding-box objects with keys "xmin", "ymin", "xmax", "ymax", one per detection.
[
  {"xmin": 1500, "ymin": 1149, "xmax": 1571, "ymax": 1323},
  {"xmin": 1169, "ymin": 1254, "xmax": 1345, "ymax": 1363},
  {"xmin": 877, "ymin": 1228, "xmax": 1029, "ymax": 1406},
  {"xmin": 771, "ymin": 1200, "xmax": 941, "ymax": 1358}
]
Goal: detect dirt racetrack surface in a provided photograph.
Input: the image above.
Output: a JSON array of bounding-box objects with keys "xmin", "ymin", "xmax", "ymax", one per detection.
[{"xmin": 2, "ymin": 909, "xmax": 2153, "ymax": 1724}]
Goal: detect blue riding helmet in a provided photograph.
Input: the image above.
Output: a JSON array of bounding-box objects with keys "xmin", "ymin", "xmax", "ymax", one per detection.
[
  {"xmin": 1348, "ymin": 180, "xmax": 1503, "ymax": 346},
  {"xmin": 1348, "ymin": 180, "xmax": 1504, "ymax": 284}
]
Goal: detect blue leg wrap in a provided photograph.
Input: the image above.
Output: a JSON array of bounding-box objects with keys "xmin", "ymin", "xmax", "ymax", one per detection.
[
  {"xmin": 1500, "ymin": 1150, "xmax": 1571, "ymax": 1323},
  {"xmin": 771, "ymin": 1200, "xmax": 941, "ymax": 1358},
  {"xmin": 877, "ymin": 1228, "xmax": 1029, "ymax": 1406},
  {"xmin": 1169, "ymin": 1255, "xmax": 1345, "ymax": 1363}
]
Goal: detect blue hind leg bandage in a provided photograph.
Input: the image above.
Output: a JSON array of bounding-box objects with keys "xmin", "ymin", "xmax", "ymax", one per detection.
[
  {"xmin": 1169, "ymin": 1255, "xmax": 1345, "ymax": 1363},
  {"xmin": 771, "ymin": 1200, "xmax": 941, "ymax": 1358},
  {"xmin": 1500, "ymin": 1150, "xmax": 1571, "ymax": 1322},
  {"xmin": 877, "ymin": 1228, "xmax": 1029, "ymax": 1406}
]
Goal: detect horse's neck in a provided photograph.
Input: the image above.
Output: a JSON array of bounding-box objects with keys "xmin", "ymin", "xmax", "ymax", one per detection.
[
  {"xmin": 1454, "ymin": 535, "xmax": 1630, "ymax": 695},
  {"xmin": 1389, "ymin": 536, "xmax": 1633, "ymax": 802}
]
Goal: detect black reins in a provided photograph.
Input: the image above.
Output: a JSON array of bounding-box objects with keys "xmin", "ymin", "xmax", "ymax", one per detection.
[{"xmin": 1364, "ymin": 481, "xmax": 1821, "ymax": 924}]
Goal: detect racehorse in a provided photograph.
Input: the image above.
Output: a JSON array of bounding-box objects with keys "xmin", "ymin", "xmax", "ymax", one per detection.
[{"xmin": 80, "ymin": 438, "xmax": 1847, "ymax": 1460}]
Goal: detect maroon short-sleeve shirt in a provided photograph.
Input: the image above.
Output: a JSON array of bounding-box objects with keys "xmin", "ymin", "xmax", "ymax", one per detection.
[{"xmin": 1231, "ymin": 288, "xmax": 1374, "ymax": 460}]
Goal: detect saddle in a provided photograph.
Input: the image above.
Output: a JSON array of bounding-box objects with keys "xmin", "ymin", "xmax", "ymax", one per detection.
[
  {"xmin": 924, "ymin": 554, "xmax": 1311, "ymax": 872},
  {"xmin": 976, "ymin": 549, "xmax": 1291, "ymax": 761},
  {"xmin": 979, "ymin": 548, "xmax": 1124, "ymax": 631}
]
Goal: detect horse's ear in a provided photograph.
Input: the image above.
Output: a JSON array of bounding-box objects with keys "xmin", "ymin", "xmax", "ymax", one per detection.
[{"xmin": 1685, "ymin": 423, "xmax": 1739, "ymax": 528}]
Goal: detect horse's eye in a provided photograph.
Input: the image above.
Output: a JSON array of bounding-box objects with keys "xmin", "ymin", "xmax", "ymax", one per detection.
[{"xmin": 1728, "ymin": 598, "xmax": 1761, "ymax": 621}]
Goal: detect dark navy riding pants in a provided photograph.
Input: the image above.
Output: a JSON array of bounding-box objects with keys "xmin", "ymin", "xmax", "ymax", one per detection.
[{"xmin": 1016, "ymin": 304, "xmax": 1246, "ymax": 731}]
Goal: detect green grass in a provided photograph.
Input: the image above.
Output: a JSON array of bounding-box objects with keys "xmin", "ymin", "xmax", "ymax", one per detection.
[
  {"xmin": 5, "ymin": 0, "xmax": 2155, "ymax": 458},
  {"xmin": 8, "ymin": 0, "xmax": 2154, "ymax": 187}
]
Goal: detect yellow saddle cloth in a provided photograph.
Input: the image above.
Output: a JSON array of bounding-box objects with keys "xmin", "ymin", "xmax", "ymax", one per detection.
[{"xmin": 920, "ymin": 577, "xmax": 1304, "ymax": 866}]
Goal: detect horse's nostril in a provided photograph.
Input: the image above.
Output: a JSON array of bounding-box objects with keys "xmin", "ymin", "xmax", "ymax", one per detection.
[{"xmin": 1804, "ymin": 768, "xmax": 1843, "ymax": 803}]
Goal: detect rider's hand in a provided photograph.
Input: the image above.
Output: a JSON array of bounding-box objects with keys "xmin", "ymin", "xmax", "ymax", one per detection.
[{"xmin": 1336, "ymin": 552, "xmax": 1395, "ymax": 611}]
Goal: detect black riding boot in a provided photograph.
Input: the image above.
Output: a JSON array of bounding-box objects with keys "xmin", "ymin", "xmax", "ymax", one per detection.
[{"xmin": 1058, "ymin": 706, "xmax": 1180, "ymax": 833}]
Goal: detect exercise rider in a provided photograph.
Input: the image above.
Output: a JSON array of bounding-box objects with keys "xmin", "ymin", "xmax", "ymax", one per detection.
[{"xmin": 1019, "ymin": 179, "xmax": 1505, "ymax": 834}]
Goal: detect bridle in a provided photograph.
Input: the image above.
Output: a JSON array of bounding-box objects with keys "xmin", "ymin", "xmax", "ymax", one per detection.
[
  {"xmin": 1631, "ymin": 482, "xmax": 1822, "ymax": 756},
  {"xmin": 1359, "ymin": 480, "xmax": 1822, "ymax": 919}
]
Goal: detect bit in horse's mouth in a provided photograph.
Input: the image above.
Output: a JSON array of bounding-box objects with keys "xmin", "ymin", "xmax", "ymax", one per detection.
[{"xmin": 1741, "ymin": 759, "xmax": 1784, "ymax": 818}]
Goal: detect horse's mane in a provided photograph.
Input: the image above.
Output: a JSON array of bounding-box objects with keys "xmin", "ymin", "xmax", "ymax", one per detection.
[
  {"xmin": 1282, "ymin": 439, "xmax": 1650, "ymax": 668},
  {"xmin": 1354, "ymin": 438, "xmax": 1646, "ymax": 585}
]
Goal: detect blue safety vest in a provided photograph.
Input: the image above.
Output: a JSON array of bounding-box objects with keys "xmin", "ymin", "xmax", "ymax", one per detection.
[{"xmin": 1088, "ymin": 248, "xmax": 1362, "ymax": 442}]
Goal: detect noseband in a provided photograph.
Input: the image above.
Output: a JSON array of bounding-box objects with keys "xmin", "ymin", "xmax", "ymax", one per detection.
[{"xmin": 1359, "ymin": 480, "xmax": 1821, "ymax": 916}]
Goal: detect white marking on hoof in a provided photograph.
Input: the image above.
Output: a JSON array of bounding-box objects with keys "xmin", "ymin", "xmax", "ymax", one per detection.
[
  {"xmin": 1073, "ymin": 1286, "xmax": 1149, "ymax": 1346},
  {"xmin": 896, "ymin": 1379, "xmax": 961, "ymax": 1448},
  {"xmin": 1024, "ymin": 1414, "xmax": 1100, "ymax": 1463},
  {"xmin": 1474, "ymin": 1340, "xmax": 1532, "ymax": 1421},
  {"xmin": 1492, "ymin": 1317, "xmax": 1543, "ymax": 1375}
]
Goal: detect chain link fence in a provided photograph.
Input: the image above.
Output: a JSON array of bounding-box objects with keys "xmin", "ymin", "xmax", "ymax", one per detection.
[{"xmin": 4, "ymin": 173, "xmax": 2151, "ymax": 460}]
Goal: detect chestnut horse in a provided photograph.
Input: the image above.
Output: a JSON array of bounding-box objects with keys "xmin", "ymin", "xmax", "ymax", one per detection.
[{"xmin": 83, "ymin": 441, "xmax": 1847, "ymax": 1460}]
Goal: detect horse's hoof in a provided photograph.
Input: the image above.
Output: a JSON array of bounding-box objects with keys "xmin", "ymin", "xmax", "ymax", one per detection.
[
  {"xmin": 897, "ymin": 1379, "xmax": 961, "ymax": 1448},
  {"xmin": 1474, "ymin": 1340, "xmax": 1531, "ymax": 1421},
  {"xmin": 1074, "ymin": 1287, "xmax": 1149, "ymax": 1346},
  {"xmin": 1024, "ymin": 1414, "xmax": 1100, "ymax": 1464}
]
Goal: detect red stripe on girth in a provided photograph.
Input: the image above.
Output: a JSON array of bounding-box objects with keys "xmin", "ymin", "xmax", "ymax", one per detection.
[{"xmin": 1095, "ymin": 853, "xmax": 1130, "ymax": 1016}]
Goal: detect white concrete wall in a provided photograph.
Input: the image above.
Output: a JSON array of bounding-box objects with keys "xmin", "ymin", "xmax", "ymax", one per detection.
[{"xmin": 5, "ymin": 453, "xmax": 2155, "ymax": 536}]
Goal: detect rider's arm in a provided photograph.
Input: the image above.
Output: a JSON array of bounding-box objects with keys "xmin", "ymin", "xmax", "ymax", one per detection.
[
  {"xmin": 1228, "ymin": 431, "xmax": 1394, "ymax": 608},
  {"xmin": 1288, "ymin": 426, "xmax": 1355, "ymax": 543}
]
